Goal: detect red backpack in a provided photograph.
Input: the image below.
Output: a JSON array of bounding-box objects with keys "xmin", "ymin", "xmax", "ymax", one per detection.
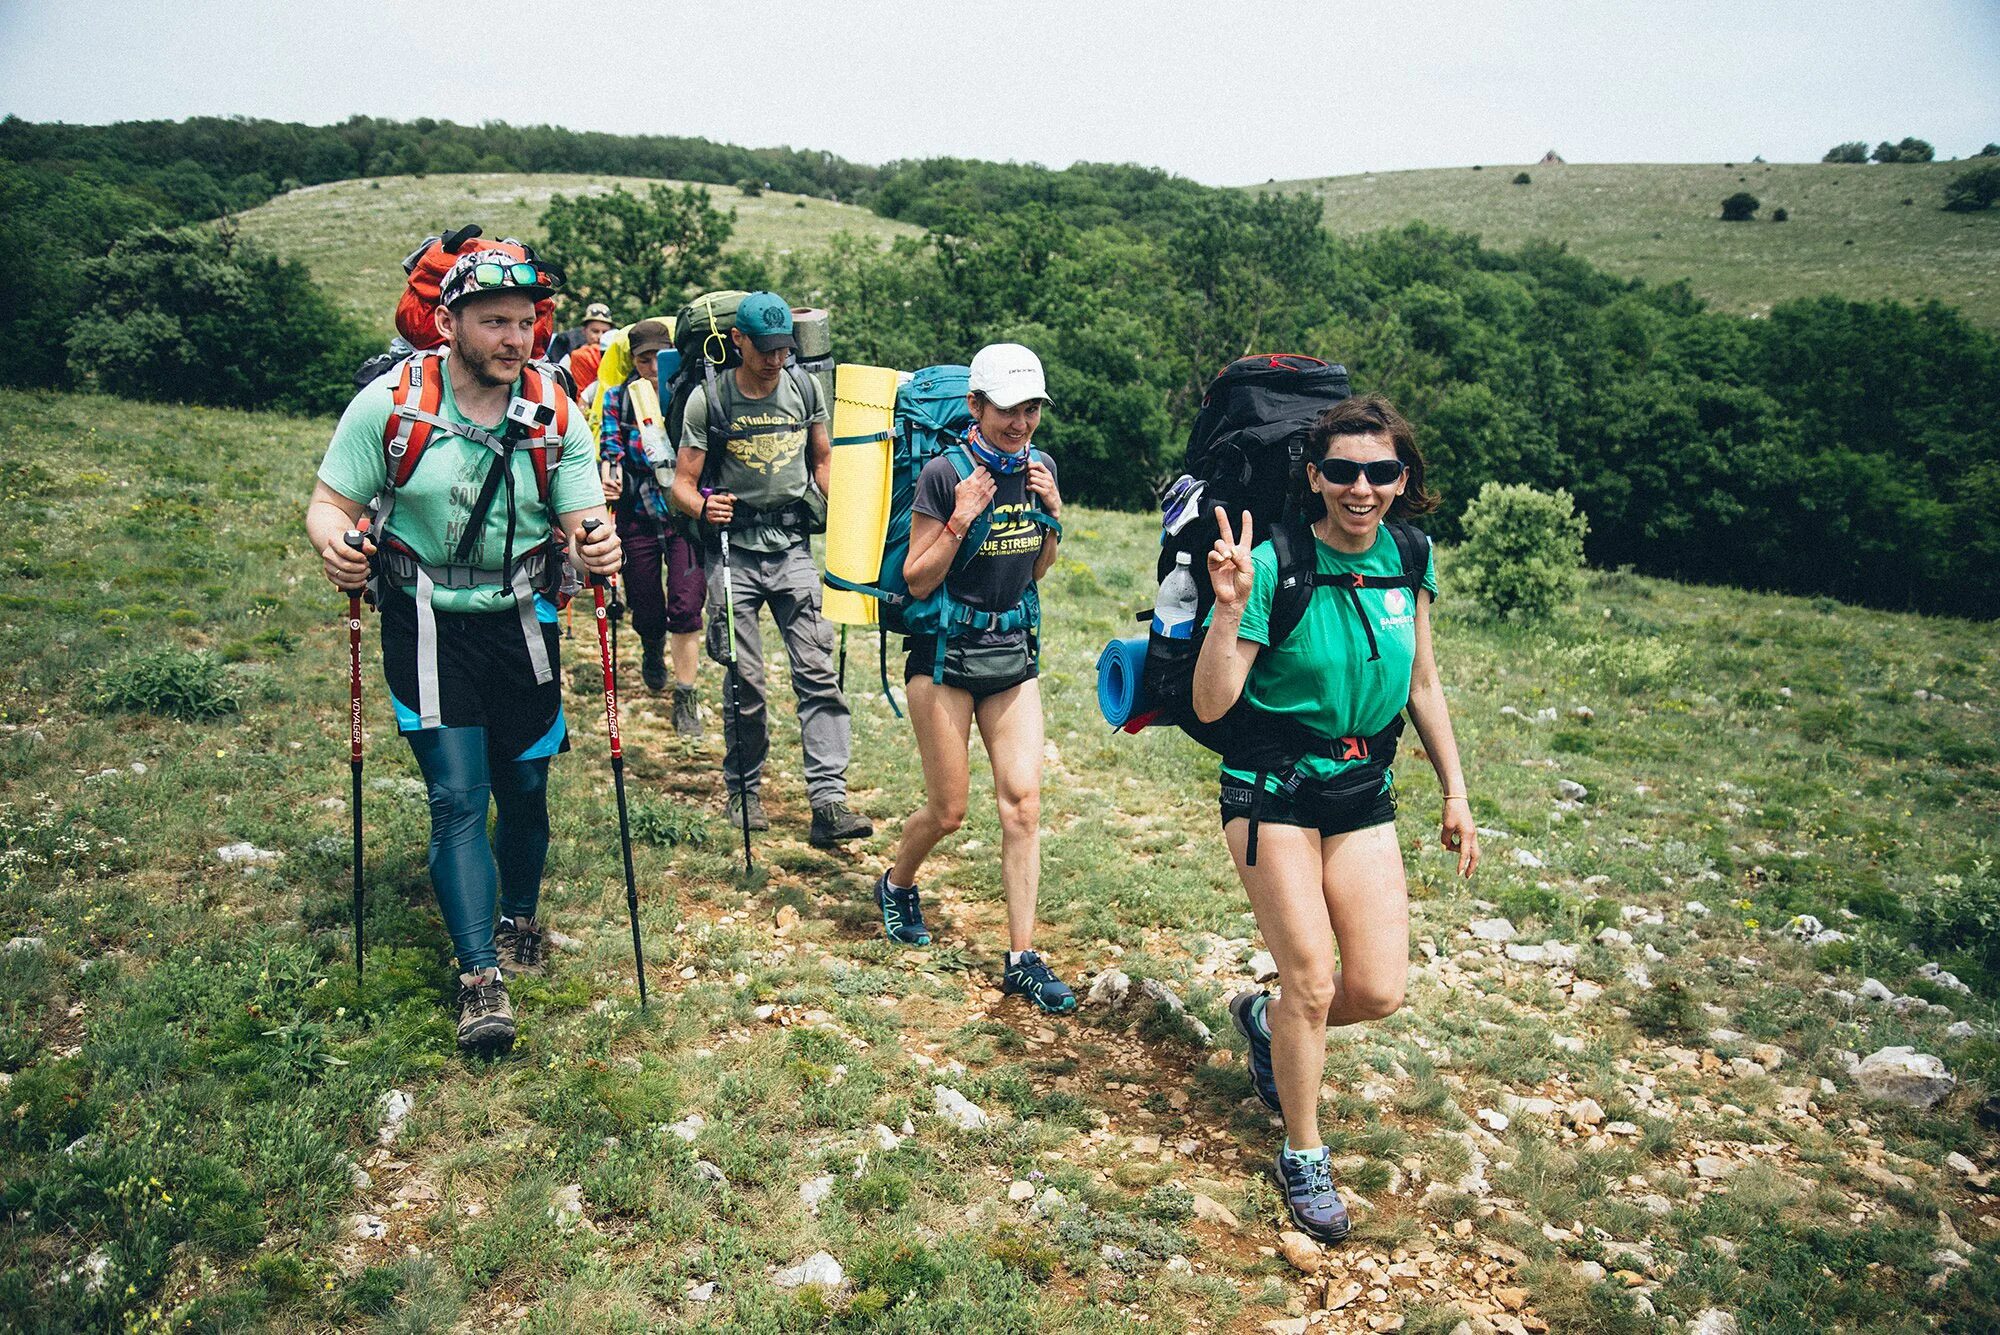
[
  {"xmin": 394, "ymin": 230, "xmax": 555, "ymax": 357},
  {"xmin": 380, "ymin": 351, "xmax": 570, "ymax": 504}
]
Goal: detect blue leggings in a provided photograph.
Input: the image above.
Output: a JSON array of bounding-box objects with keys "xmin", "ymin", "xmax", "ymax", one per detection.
[{"xmin": 406, "ymin": 726, "xmax": 550, "ymax": 973}]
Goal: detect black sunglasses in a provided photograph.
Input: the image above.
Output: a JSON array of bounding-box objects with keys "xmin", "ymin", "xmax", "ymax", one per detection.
[{"xmin": 1313, "ymin": 457, "xmax": 1406, "ymax": 487}]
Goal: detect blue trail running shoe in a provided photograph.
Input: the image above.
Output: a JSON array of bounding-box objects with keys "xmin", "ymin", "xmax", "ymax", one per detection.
[
  {"xmin": 1002, "ymin": 951, "xmax": 1077, "ymax": 1014},
  {"xmin": 1272, "ymin": 1144, "xmax": 1352, "ymax": 1244},
  {"xmin": 1229, "ymin": 989, "xmax": 1281, "ymax": 1112},
  {"xmin": 874, "ymin": 870, "xmax": 931, "ymax": 947}
]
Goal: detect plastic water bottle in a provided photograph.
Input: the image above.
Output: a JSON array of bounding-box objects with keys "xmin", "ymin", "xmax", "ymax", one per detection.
[{"xmin": 1152, "ymin": 552, "xmax": 1198, "ymax": 640}]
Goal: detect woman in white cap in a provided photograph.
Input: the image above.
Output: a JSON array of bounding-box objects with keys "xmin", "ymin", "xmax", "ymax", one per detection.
[{"xmin": 874, "ymin": 344, "xmax": 1077, "ymax": 1013}]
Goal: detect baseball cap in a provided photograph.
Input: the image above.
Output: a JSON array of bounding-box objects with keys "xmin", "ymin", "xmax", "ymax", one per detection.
[
  {"xmin": 968, "ymin": 343, "xmax": 1049, "ymax": 409},
  {"xmin": 627, "ymin": 319, "xmax": 672, "ymax": 359},
  {"xmin": 736, "ymin": 291, "xmax": 796, "ymax": 352},
  {"xmin": 583, "ymin": 302, "xmax": 615, "ymax": 326},
  {"xmin": 439, "ymin": 249, "xmax": 558, "ymax": 310}
]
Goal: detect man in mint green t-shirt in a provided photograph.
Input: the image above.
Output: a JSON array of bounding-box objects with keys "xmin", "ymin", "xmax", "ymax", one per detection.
[{"xmin": 305, "ymin": 250, "xmax": 619, "ymax": 1055}]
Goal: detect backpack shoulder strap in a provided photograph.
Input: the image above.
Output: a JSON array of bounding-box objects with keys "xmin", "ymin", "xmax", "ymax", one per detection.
[
  {"xmin": 383, "ymin": 351, "xmax": 446, "ymax": 488},
  {"xmin": 1386, "ymin": 520, "xmax": 1431, "ymax": 594},
  {"xmin": 1266, "ymin": 520, "xmax": 1318, "ymax": 649},
  {"xmin": 946, "ymin": 448, "xmax": 990, "ymax": 572},
  {"xmin": 518, "ymin": 364, "xmax": 567, "ymax": 505}
]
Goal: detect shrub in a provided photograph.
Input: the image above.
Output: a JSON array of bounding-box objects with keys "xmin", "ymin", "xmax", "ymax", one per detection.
[
  {"xmin": 1979, "ymin": 144, "xmax": 2000, "ymax": 158},
  {"xmin": 1720, "ymin": 192, "xmax": 1761, "ymax": 221},
  {"xmin": 1822, "ymin": 142, "xmax": 1869, "ymax": 164},
  {"xmin": 1943, "ymin": 162, "xmax": 2000, "ymax": 213},
  {"xmin": 94, "ymin": 645, "xmax": 239, "ymax": 719},
  {"xmin": 1454, "ymin": 483, "xmax": 1589, "ymax": 620},
  {"xmin": 1872, "ymin": 137, "xmax": 1935, "ymax": 163},
  {"xmin": 65, "ymin": 225, "xmax": 369, "ymax": 415},
  {"xmin": 628, "ymin": 797, "xmax": 708, "ymax": 846},
  {"xmin": 539, "ymin": 182, "xmax": 734, "ymax": 319},
  {"xmin": 1772, "ymin": 208, "xmax": 1789, "ymax": 222},
  {"xmin": 1512, "ymin": 172, "xmax": 1532, "ymax": 185},
  {"xmin": 1911, "ymin": 867, "xmax": 2000, "ymax": 991},
  {"xmin": 1549, "ymin": 635, "xmax": 1689, "ymax": 694}
]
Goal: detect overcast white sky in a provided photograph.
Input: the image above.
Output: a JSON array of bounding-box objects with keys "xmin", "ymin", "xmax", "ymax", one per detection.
[{"xmin": 3, "ymin": 1, "xmax": 1995, "ymax": 184}]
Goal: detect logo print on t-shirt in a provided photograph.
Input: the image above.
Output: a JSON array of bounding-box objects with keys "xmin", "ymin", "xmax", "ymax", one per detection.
[{"xmin": 1383, "ymin": 588, "xmax": 1409, "ymax": 616}]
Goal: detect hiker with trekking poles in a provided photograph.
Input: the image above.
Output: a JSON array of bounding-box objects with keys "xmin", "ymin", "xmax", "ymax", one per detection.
[
  {"xmin": 863, "ymin": 344, "xmax": 1079, "ymax": 1013},
  {"xmin": 305, "ymin": 247, "xmax": 623, "ymax": 1054},
  {"xmin": 1190, "ymin": 392, "xmax": 1479, "ymax": 1243},
  {"xmin": 597, "ymin": 317, "xmax": 706, "ymax": 731},
  {"xmin": 668, "ymin": 291, "xmax": 872, "ymax": 851}
]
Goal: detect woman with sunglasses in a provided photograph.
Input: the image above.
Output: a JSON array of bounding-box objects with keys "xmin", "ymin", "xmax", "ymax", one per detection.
[{"xmin": 1192, "ymin": 393, "xmax": 1479, "ymax": 1243}]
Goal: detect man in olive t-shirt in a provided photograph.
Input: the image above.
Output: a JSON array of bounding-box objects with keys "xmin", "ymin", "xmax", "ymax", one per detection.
[{"xmin": 669, "ymin": 292, "xmax": 871, "ymax": 848}]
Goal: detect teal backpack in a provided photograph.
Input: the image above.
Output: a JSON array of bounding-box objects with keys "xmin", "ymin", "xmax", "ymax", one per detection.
[{"xmin": 824, "ymin": 364, "xmax": 1062, "ymax": 709}]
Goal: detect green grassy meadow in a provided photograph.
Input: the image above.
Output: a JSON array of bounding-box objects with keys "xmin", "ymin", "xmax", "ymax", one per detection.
[
  {"xmin": 1259, "ymin": 161, "xmax": 2000, "ymax": 328},
  {"xmin": 0, "ymin": 387, "xmax": 1996, "ymax": 1332},
  {"xmin": 236, "ymin": 173, "xmax": 919, "ymax": 334}
]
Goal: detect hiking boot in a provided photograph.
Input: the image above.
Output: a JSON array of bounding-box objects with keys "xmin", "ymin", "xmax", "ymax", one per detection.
[
  {"xmin": 456, "ymin": 968, "xmax": 516, "ymax": 1053},
  {"xmin": 1230, "ymin": 989, "xmax": 1282, "ymax": 1112},
  {"xmin": 809, "ymin": 802, "xmax": 874, "ymax": 847},
  {"xmin": 640, "ymin": 635, "xmax": 668, "ymax": 692},
  {"xmin": 727, "ymin": 791, "xmax": 770, "ymax": 831},
  {"xmin": 672, "ymin": 684, "xmax": 703, "ymax": 738},
  {"xmin": 874, "ymin": 870, "xmax": 931, "ymax": 947},
  {"xmin": 495, "ymin": 915, "xmax": 546, "ymax": 977},
  {"xmin": 1272, "ymin": 1145, "xmax": 1351, "ymax": 1244},
  {"xmin": 1002, "ymin": 951, "xmax": 1078, "ymax": 1015}
]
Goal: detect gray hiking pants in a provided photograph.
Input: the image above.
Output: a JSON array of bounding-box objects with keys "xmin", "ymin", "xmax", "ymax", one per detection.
[{"xmin": 704, "ymin": 540, "xmax": 851, "ymax": 807}]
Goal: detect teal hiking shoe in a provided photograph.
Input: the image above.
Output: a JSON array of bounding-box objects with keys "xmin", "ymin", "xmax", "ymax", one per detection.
[
  {"xmin": 1229, "ymin": 989, "xmax": 1281, "ymax": 1112},
  {"xmin": 1272, "ymin": 1144, "xmax": 1351, "ymax": 1243},
  {"xmin": 1002, "ymin": 951, "xmax": 1077, "ymax": 1014},
  {"xmin": 874, "ymin": 870, "xmax": 931, "ymax": 947}
]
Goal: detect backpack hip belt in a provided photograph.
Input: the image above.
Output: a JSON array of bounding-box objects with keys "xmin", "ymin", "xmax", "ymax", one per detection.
[{"xmin": 1230, "ymin": 715, "xmax": 1406, "ymax": 867}]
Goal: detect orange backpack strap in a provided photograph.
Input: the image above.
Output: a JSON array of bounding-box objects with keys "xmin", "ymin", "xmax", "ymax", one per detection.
[
  {"xmin": 520, "ymin": 364, "xmax": 568, "ymax": 503},
  {"xmin": 383, "ymin": 351, "xmax": 447, "ymax": 486}
]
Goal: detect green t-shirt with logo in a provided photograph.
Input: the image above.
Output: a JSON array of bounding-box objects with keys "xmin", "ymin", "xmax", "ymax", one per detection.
[
  {"xmin": 1211, "ymin": 525, "xmax": 1438, "ymax": 790},
  {"xmin": 316, "ymin": 357, "xmax": 602, "ymax": 614},
  {"xmin": 681, "ymin": 367, "xmax": 828, "ymax": 553}
]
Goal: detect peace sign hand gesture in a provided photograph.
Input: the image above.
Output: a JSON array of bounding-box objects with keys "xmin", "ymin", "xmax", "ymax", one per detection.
[{"xmin": 1207, "ymin": 508, "xmax": 1256, "ymax": 618}]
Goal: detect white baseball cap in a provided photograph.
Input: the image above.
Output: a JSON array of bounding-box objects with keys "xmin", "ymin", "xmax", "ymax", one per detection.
[{"xmin": 968, "ymin": 343, "xmax": 1050, "ymax": 409}]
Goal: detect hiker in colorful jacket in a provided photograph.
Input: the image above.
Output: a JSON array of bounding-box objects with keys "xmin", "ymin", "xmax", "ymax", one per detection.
[
  {"xmin": 599, "ymin": 317, "xmax": 705, "ymax": 734},
  {"xmin": 1192, "ymin": 394, "xmax": 1479, "ymax": 1244}
]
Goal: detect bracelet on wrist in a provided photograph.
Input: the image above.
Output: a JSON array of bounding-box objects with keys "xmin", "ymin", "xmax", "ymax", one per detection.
[
  {"xmin": 944, "ymin": 521, "xmax": 965, "ymax": 541},
  {"xmin": 1443, "ymin": 793, "xmax": 1469, "ymax": 803}
]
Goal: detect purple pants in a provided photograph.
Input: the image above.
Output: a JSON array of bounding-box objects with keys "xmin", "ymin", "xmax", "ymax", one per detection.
[{"xmin": 616, "ymin": 511, "xmax": 705, "ymax": 638}]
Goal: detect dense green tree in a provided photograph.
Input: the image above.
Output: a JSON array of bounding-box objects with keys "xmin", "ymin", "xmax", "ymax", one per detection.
[
  {"xmin": 538, "ymin": 184, "xmax": 735, "ymax": 319},
  {"xmin": 1823, "ymin": 141, "xmax": 1869, "ymax": 163},
  {"xmin": 1872, "ymin": 137, "xmax": 1936, "ymax": 163},
  {"xmin": 1720, "ymin": 191, "xmax": 1761, "ymax": 221},
  {"xmin": 1943, "ymin": 162, "xmax": 2000, "ymax": 212}
]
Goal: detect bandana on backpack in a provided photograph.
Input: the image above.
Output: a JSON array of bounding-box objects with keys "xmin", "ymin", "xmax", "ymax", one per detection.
[{"xmin": 965, "ymin": 422, "xmax": 1030, "ymax": 475}]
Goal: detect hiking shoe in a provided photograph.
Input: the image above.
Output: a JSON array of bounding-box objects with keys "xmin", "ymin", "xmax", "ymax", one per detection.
[
  {"xmin": 456, "ymin": 968, "xmax": 516, "ymax": 1053},
  {"xmin": 495, "ymin": 915, "xmax": 546, "ymax": 977},
  {"xmin": 809, "ymin": 802, "xmax": 874, "ymax": 847},
  {"xmin": 874, "ymin": 870, "xmax": 931, "ymax": 947},
  {"xmin": 672, "ymin": 684, "xmax": 703, "ymax": 738},
  {"xmin": 1230, "ymin": 989, "xmax": 1281, "ymax": 1112},
  {"xmin": 1272, "ymin": 1145, "xmax": 1351, "ymax": 1243},
  {"xmin": 640, "ymin": 635, "xmax": 668, "ymax": 692},
  {"xmin": 1002, "ymin": 951, "xmax": 1078, "ymax": 1015},
  {"xmin": 726, "ymin": 791, "xmax": 770, "ymax": 831}
]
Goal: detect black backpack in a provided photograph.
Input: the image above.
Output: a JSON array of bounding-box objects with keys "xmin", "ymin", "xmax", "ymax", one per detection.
[{"xmin": 1140, "ymin": 354, "xmax": 1348, "ymax": 738}]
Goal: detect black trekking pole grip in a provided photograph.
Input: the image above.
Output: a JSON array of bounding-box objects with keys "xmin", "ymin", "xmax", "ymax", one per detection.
[{"xmin": 582, "ymin": 519, "xmax": 648, "ymax": 1007}]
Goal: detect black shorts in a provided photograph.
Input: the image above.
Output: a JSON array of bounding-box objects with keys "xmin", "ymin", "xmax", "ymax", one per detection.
[
  {"xmin": 904, "ymin": 634, "xmax": 1037, "ymax": 701},
  {"xmin": 378, "ymin": 582, "xmax": 570, "ymax": 762},
  {"xmin": 1219, "ymin": 775, "xmax": 1397, "ymax": 837}
]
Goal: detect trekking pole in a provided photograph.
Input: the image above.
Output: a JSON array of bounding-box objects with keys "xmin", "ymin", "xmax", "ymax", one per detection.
[
  {"xmin": 582, "ymin": 520, "xmax": 649, "ymax": 1008},
  {"xmin": 342, "ymin": 525, "xmax": 369, "ymax": 983},
  {"xmin": 705, "ymin": 489, "xmax": 754, "ymax": 874}
]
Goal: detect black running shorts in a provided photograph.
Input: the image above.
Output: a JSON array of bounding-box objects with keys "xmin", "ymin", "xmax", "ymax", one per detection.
[
  {"xmin": 1218, "ymin": 776, "xmax": 1396, "ymax": 838},
  {"xmin": 377, "ymin": 582, "xmax": 570, "ymax": 762}
]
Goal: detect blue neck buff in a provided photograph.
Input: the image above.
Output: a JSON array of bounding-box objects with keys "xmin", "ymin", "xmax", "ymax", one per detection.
[{"xmin": 965, "ymin": 422, "xmax": 1029, "ymax": 475}]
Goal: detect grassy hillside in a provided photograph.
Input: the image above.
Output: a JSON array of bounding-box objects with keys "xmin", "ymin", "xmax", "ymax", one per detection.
[
  {"xmin": 237, "ymin": 173, "xmax": 920, "ymax": 334},
  {"xmin": 1260, "ymin": 161, "xmax": 2000, "ymax": 328},
  {"xmin": 1, "ymin": 389, "xmax": 1996, "ymax": 1331}
]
